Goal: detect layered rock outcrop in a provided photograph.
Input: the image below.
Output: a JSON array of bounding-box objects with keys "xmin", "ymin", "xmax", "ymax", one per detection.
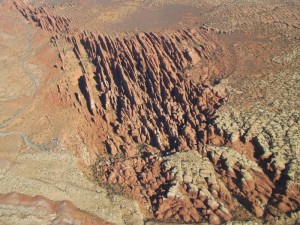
[
  {"xmin": 212, "ymin": 68, "xmax": 300, "ymax": 217},
  {"xmin": 68, "ymin": 28, "xmax": 226, "ymax": 156},
  {"xmin": 14, "ymin": 0, "xmax": 70, "ymax": 33},
  {"xmin": 14, "ymin": 0, "xmax": 300, "ymax": 224},
  {"xmin": 95, "ymin": 150, "xmax": 234, "ymax": 223},
  {"xmin": 15, "ymin": 0, "xmax": 226, "ymax": 157}
]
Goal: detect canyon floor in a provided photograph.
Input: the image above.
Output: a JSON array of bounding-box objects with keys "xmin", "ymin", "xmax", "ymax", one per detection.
[{"xmin": 0, "ymin": 0, "xmax": 299, "ymax": 225}]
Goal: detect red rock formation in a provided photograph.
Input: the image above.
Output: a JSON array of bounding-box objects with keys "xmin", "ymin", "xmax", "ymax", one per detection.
[
  {"xmin": 267, "ymin": 159, "xmax": 300, "ymax": 218},
  {"xmin": 14, "ymin": 0, "xmax": 225, "ymax": 157},
  {"xmin": 14, "ymin": 0, "xmax": 70, "ymax": 33},
  {"xmin": 14, "ymin": 1, "xmax": 299, "ymax": 224},
  {"xmin": 68, "ymin": 29, "xmax": 225, "ymax": 156},
  {"xmin": 95, "ymin": 150, "xmax": 236, "ymax": 224}
]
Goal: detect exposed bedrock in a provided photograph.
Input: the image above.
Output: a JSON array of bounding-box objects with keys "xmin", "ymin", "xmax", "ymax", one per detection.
[
  {"xmin": 95, "ymin": 150, "xmax": 234, "ymax": 223},
  {"xmin": 95, "ymin": 146, "xmax": 299, "ymax": 223},
  {"xmin": 14, "ymin": 0, "xmax": 227, "ymax": 156},
  {"xmin": 0, "ymin": 192, "xmax": 112, "ymax": 225},
  {"xmin": 68, "ymin": 28, "xmax": 226, "ymax": 156},
  {"xmin": 13, "ymin": 1, "xmax": 300, "ymax": 224},
  {"xmin": 212, "ymin": 68, "xmax": 300, "ymax": 218},
  {"xmin": 14, "ymin": 0, "xmax": 70, "ymax": 33}
]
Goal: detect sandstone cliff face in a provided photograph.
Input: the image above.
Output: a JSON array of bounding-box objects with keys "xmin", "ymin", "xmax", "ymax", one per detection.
[
  {"xmin": 14, "ymin": 1, "xmax": 300, "ymax": 224},
  {"xmin": 15, "ymin": 0, "xmax": 226, "ymax": 156},
  {"xmin": 14, "ymin": 1, "xmax": 70, "ymax": 34},
  {"xmin": 68, "ymin": 28, "xmax": 225, "ymax": 156}
]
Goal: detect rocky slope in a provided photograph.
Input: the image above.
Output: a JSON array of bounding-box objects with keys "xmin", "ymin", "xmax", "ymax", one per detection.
[
  {"xmin": 212, "ymin": 66, "xmax": 300, "ymax": 221},
  {"xmin": 14, "ymin": 0, "xmax": 70, "ymax": 34},
  {"xmin": 68, "ymin": 27, "xmax": 226, "ymax": 155},
  {"xmin": 12, "ymin": 0, "xmax": 300, "ymax": 224}
]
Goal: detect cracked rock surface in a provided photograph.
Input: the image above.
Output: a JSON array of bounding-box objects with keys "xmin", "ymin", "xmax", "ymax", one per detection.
[{"xmin": 4, "ymin": 0, "xmax": 300, "ymax": 224}]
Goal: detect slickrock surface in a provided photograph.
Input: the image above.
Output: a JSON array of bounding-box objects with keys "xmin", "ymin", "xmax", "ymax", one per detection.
[
  {"xmin": 67, "ymin": 20, "xmax": 231, "ymax": 223},
  {"xmin": 95, "ymin": 150, "xmax": 235, "ymax": 223},
  {"xmin": 0, "ymin": 192, "xmax": 113, "ymax": 225},
  {"xmin": 1, "ymin": 0, "xmax": 299, "ymax": 224},
  {"xmin": 202, "ymin": 1, "xmax": 300, "ymax": 36},
  {"xmin": 212, "ymin": 64, "xmax": 300, "ymax": 222}
]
